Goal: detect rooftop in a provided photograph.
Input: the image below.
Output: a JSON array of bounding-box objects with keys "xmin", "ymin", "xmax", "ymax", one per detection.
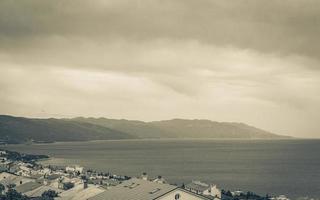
[
  {"xmin": 0, "ymin": 172, "xmax": 34, "ymax": 186},
  {"xmin": 57, "ymin": 183, "xmax": 105, "ymax": 200},
  {"xmin": 25, "ymin": 185, "xmax": 64, "ymax": 197},
  {"xmin": 15, "ymin": 181, "xmax": 42, "ymax": 193},
  {"xmin": 88, "ymin": 178, "xmax": 177, "ymax": 200},
  {"xmin": 185, "ymin": 181, "xmax": 210, "ymax": 192}
]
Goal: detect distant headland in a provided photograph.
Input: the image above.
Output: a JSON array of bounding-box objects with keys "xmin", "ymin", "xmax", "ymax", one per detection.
[{"xmin": 0, "ymin": 115, "xmax": 291, "ymax": 144}]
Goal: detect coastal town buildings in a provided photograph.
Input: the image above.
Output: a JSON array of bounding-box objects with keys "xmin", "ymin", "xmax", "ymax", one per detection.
[
  {"xmin": 0, "ymin": 149, "xmax": 285, "ymax": 200},
  {"xmin": 88, "ymin": 177, "xmax": 212, "ymax": 200},
  {"xmin": 271, "ymin": 195, "xmax": 290, "ymax": 200},
  {"xmin": 185, "ymin": 180, "xmax": 221, "ymax": 199},
  {"xmin": 56, "ymin": 181, "xmax": 105, "ymax": 200},
  {"xmin": 66, "ymin": 165, "xmax": 84, "ymax": 174}
]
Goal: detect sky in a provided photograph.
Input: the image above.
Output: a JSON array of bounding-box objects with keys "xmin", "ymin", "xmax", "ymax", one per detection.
[{"xmin": 0, "ymin": 0, "xmax": 320, "ymax": 138}]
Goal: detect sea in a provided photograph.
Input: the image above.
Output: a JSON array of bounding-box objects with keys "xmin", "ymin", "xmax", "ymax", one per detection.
[{"xmin": 2, "ymin": 139, "xmax": 320, "ymax": 199}]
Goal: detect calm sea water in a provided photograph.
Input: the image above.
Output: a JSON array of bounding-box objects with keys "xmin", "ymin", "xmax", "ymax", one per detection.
[{"xmin": 3, "ymin": 139, "xmax": 320, "ymax": 199}]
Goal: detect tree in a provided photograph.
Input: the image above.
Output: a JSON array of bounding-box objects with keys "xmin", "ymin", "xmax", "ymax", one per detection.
[
  {"xmin": 5, "ymin": 188, "xmax": 28, "ymax": 200},
  {"xmin": 226, "ymin": 190, "xmax": 233, "ymax": 197},
  {"xmin": 7, "ymin": 183, "xmax": 16, "ymax": 189},
  {"xmin": 0, "ymin": 184, "xmax": 5, "ymax": 195},
  {"xmin": 62, "ymin": 182, "xmax": 74, "ymax": 190},
  {"xmin": 41, "ymin": 190, "xmax": 58, "ymax": 200},
  {"xmin": 265, "ymin": 194, "xmax": 271, "ymax": 200}
]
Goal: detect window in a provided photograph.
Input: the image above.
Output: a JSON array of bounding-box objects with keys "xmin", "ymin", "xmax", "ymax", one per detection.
[{"xmin": 175, "ymin": 193, "xmax": 181, "ymax": 200}]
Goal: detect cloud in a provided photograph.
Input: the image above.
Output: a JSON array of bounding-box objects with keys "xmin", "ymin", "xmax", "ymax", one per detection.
[
  {"xmin": 1, "ymin": 38, "xmax": 320, "ymax": 137},
  {"xmin": 1, "ymin": 0, "xmax": 320, "ymax": 58},
  {"xmin": 0, "ymin": 0, "xmax": 320, "ymax": 137}
]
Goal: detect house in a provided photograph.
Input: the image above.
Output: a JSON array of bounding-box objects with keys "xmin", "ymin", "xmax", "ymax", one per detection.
[
  {"xmin": 271, "ymin": 195, "xmax": 290, "ymax": 200},
  {"xmin": 56, "ymin": 181, "xmax": 106, "ymax": 200},
  {"xmin": 66, "ymin": 165, "xmax": 84, "ymax": 174},
  {"xmin": 88, "ymin": 177, "xmax": 211, "ymax": 200},
  {"xmin": 55, "ymin": 176, "xmax": 83, "ymax": 190},
  {"xmin": 38, "ymin": 167, "xmax": 51, "ymax": 175},
  {"xmin": 232, "ymin": 190, "xmax": 244, "ymax": 196},
  {"xmin": 0, "ymin": 161, "xmax": 9, "ymax": 172},
  {"xmin": 88, "ymin": 178, "xmax": 120, "ymax": 187},
  {"xmin": 0, "ymin": 172, "xmax": 35, "ymax": 188},
  {"xmin": 185, "ymin": 181, "xmax": 221, "ymax": 199},
  {"xmin": 152, "ymin": 175, "xmax": 167, "ymax": 184},
  {"xmin": 18, "ymin": 165, "xmax": 32, "ymax": 177}
]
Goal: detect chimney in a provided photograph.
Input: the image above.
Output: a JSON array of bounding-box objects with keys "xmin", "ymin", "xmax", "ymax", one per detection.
[
  {"xmin": 83, "ymin": 180, "xmax": 88, "ymax": 189},
  {"xmin": 141, "ymin": 172, "xmax": 148, "ymax": 180}
]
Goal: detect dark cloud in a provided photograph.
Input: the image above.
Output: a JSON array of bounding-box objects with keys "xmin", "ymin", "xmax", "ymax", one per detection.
[{"xmin": 1, "ymin": 0, "xmax": 320, "ymax": 58}]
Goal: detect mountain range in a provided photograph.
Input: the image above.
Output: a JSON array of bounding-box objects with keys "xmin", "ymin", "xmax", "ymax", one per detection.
[{"xmin": 0, "ymin": 115, "xmax": 290, "ymax": 143}]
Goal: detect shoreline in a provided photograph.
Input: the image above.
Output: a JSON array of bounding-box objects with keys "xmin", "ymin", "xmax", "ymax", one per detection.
[
  {"xmin": 0, "ymin": 137, "xmax": 308, "ymax": 146},
  {"xmin": 1, "ymin": 140, "xmax": 319, "ymax": 199}
]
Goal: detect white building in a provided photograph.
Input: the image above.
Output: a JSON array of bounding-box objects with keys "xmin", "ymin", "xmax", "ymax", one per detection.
[
  {"xmin": 18, "ymin": 165, "xmax": 32, "ymax": 177},
  {"xmin": 185, "ymin": 180, "xmax": 221, "ymax": 199},
  {"xmin": 152, "ymin": 175, "xmax": 167, "ymax": 184},
  {"xmin": 65, "ymin": 165, "xmax": 84, "ymax": 174},
  {"xmin": 271, "ymin": 195, "xmax": 290, "ymax": 200},
  {"xmin": 39, "ymin": 167, "xmax": 51, "ymax": 175},
  {"xmin": 232, "ymin": 190, "xmax": 244, "ymax": 196}
]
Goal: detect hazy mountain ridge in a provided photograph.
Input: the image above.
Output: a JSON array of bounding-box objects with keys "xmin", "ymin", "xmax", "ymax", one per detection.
[
  {"xmin": 0, "ymin": 115, "xmax": 134, "ymax": 143},
  {"xmin": 0, "ymin": 115, "xmax": 290, "ymax": 143},
  {"xmin": 150, "ymin": 119, "xmax": 285, "ymax": 139},
  {"xmin": 71, "ymin": 117, "xmax": 174, "ymax": 139},
  {"xmin": 72, "ymin": 117, "xmax": 289, "ymax": 139}
]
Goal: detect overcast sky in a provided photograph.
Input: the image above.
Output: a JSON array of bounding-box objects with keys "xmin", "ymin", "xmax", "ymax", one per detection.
[{"xmin": 0, "ymin": 0, "xmax": 320, "ymax": 138}]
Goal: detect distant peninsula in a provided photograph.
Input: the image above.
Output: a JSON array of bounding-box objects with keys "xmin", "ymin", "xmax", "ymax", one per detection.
[{"xmin": 0, "ymin": 115, "xmax": 291, "ymax": 144}]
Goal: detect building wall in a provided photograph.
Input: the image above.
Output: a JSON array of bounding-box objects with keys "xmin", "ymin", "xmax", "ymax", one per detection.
[
  {"xmin": 159, "ymin": 189, "xmax": 208, "ymax": 200},
  {"xmin": 203, "ymin": 185, "xmax": 221, "ymax": 198}
]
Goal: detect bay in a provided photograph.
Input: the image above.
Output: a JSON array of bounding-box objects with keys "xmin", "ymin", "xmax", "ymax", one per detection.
[{"xmin": 3, "ymin": 139, "xmax": 320, "ymax": 199}]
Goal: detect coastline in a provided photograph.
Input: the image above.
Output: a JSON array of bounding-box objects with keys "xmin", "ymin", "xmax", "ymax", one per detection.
[
  {"xmin": 0, "ymin": 137, "xmax": 304, "ymax": 147},
  {"xmin": 1, "ymin": 139, "xmax": 319, "ymax": 198}
]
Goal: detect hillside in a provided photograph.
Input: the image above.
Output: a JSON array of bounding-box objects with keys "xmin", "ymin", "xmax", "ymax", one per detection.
[
  {"xmin": 72, "ymin": 117, "xmax": 289, "ymax": 139},
  {"xmin": 150, "ymin": 119, "xmax": 285, "ymax": 139},
  {"xmin": 71, "ymin": 117, "xmax": 174, "ymax": 139},
  {"xmin": 0, "ymin": 115, "xmax": 134, "ymax": 143},
  {"xmin": 0, "ymin": 115, "xmax": 290, "ymax": 144}
]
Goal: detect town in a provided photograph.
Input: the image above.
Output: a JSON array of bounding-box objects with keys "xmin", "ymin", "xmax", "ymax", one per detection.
[{"xmin": 0, "ymin": 149, "xmax": 289, "ymax": 200}]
